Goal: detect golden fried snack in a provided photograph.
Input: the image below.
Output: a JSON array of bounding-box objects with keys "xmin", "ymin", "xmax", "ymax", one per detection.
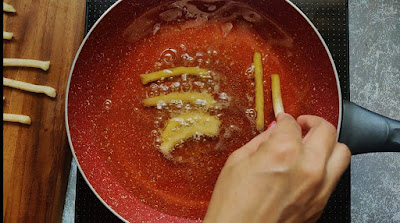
[
  {"xmin": 271, "ymin": 74, "xmax": 284, "ymax": 117},
  {"xmin": 3, "ymin": 31, "xmax": 13, "ymax": 40},
  {"xmin": 4, "ymin": 113, "xmax": 31, "ymax": 125},
  {"xmin": 3, "ymin": 77, "xmax": 56, "ymax": 98},
  {"xmin": 140, "ymin": 67, "xmax": 211, "ymax": 84},
  {"xmin": 143, "ymin": 92, "xmax": 216, "ymax": 108},
  {"xmin": 160, "ymin": 112, "xmax": 221, "ymax": 155},
  {"xmin": 3, "ymin": 58, "xmax": 50, "ymax": 71},
  {"xmin": 3, "ymin": 2, "xmax": 15, "ymax": 13},
  {"xmin": 253, "ymin": 52, "xmax": 264, "ymax": 131}
]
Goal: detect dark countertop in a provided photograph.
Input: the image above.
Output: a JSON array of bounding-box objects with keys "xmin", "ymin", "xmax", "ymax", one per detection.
[{"xmin": 349, "ymin": 0, "xmax": 400, "ymax": 222}]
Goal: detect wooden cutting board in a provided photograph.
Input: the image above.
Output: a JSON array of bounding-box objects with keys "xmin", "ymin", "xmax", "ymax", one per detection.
[{"xmin": 3, "ymin": 0, "xmax": 86, "ymax": 222}]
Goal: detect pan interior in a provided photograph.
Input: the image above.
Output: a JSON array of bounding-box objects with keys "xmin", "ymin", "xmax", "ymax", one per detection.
[{"xmin": 67, "ymin": 0, "xmax": 339, "ymax": 221}]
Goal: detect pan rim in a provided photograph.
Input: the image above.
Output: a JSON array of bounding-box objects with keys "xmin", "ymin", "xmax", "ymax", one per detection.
[
  {"xmin": 285, "ymin": 0, "xmax": 343, "ymax": 135},
  {"xmin": 65, "ymin": 0, "xmax": 343, "ymax": 222},
  {"xmin": 64, "ymin": 0, "xmax": 129, "ymax": 222}
]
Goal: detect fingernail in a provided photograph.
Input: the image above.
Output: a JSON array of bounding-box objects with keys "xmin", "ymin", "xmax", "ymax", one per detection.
[{"xmin": 267, "ymin": 121, "xmax": 276, "ymax": 129}]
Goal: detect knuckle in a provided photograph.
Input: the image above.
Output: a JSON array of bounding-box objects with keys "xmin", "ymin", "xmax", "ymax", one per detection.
[
  {"xmin": 269, "ymin": 129, "xmax": 297, "ymax": 142},
  {"xmin": 257, "ymin": 140, "xmax": 271, "ymax": 152},
  {"xmin": 277, "ymin": 112, "xmax": 291, "ymax": 120},
  {"xmin": 222, "ymin": 158, "xmax": 240, "ymax": 175},
  {"xmin": 306, "ymin": 200, "xmax": 326, "ymax": 219},
  {"xmin": 308, "ymin": 174, "xmax": 324, "ymax": 188},
  {"xmin": 226, "ymin": 149, "xmax": 242, "ymax": 164},
  {"xmin": 308, "ymin": 115, "xmax": 324, "ymax": 124},
  {"xmin": 254, "ymin": 140, "xmax": 272, "ymax": 157},
  {"xmin": 316, "ymin": 200, "xmax": 327, "ymax": 209},
  {"xmin": 272, "ymin": 140, "xmax": 300, "ymax": 157},
  {"xmin": 292, "ymin": 121, "xmax": 302, "ymax": 132},
  {"xmin": 337, "ymin": 142, "xmax": 352, "ymax": 160},
  {"xmin": 269, "ymin": 130, "xmax": 280, "ymax": 139},
  {"xmin": 302, "ymin": 163, "xmax": 324, "ymax": 187},
  {"xmin": 323, "ymin": 121, "xmax": 337, "ymax": 136}
]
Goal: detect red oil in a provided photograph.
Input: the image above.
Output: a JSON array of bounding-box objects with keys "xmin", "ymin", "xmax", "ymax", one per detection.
[{"xmin": 68, "ymin": 0, "xmax": 339, "ymax": 220}]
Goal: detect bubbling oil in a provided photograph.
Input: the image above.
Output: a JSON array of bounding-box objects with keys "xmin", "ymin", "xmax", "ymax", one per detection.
[
  {"xmin": 144, "ymin": 65, "xmax": 231, "ymax": 162},
  {"xmin": 95, "ymin": 0, "xmax": 296, "ymax": 219},
  {"xmin": 134, "ymin": 0, "xmax": 289, "ymax": 160}
]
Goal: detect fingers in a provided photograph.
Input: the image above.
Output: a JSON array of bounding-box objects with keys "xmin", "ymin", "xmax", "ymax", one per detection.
[
  {"xmin": 231, "ymin": 113, "xmax": 302, "ymax": 165},
  {"xmin": 297, "ymin": 115, "xmax": 338, "ymax": 162},
  {"xmin": 274, "ymin": 113, "xmax": 303, "ymax": 140},
  {"xmin": 252, "ymin": 113, "xmax": 302, "ymax": 166},
  {"xmin": 304, "ymin": 142, "xmax": 350, "ymax": 220},
  {"xmin": 225, "ymin": 122, "xmax": 275, "ymax": 166},
  {"xmin": 240, "ymin": 128, "xmax": 273, "ymax": 154},
  {"xmin": 226, "ymin": 114, "xmax": 297, "ymax": 166},
  {"xmin": 304, "ymin": 211, "xmax": 323, "ymax": 223},
  {"xmin": 322, "ymin": 143, "xmax": 351, "ymax": 195}
]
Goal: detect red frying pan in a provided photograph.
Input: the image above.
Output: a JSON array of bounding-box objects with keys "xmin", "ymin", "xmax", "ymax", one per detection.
[{"xmin": 66, "ymin": 0, "xmax": 400, "ymax": 222}]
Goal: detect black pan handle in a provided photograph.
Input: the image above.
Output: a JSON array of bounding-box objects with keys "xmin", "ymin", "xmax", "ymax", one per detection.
[{"xmin": 338, "ymin": 100, "xmax": 400, "ymax": 155}]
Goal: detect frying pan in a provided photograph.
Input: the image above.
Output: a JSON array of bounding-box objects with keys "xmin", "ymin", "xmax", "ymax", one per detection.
[{"xmin": 66, "ymin": 0, "xmax": 400, "ymax": 222}]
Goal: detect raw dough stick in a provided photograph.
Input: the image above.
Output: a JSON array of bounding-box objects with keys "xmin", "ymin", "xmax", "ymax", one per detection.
[
  {"xmin": 253, "ymin": 52, "xmax": 265, "ymax": 131},
  {"xmin": 271, "ymin": 74, "xmax": 284, "ymax": 117},
  {"xmin": 3, "ymin": 2, "xmax": 15, "ymax": 12},
  {"xmin": 4, "ymin": 113, "xmax": 31, "ymax": 125},
  {"xmin": 3, "ymin": 31, "xmax": 13, "ymax": 39},
  {"xmin": 140, "ymin": 67, "xmax": 211, "ymax": 84},
  {"xmin": 3, "ymin": 58, "xmax": 50, "ymax": 71},
  {"xmin": 3, "ymin": 77, "xmax": 56, "ymax": 98},
  {"xmin": 143, "ymin": 92, "xmax": 216, "ymax": 108}
]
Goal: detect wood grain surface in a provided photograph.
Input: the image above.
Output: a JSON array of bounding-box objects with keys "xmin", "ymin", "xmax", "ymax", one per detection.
[{"xmin": 3, "ymin": 0, "xmax": 86, "ymax": 222}]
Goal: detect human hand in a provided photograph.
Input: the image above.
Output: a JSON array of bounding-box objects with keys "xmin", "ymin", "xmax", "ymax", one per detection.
[{"xmin": 204, "ymin": 113, "xmax": 351, "ymax": 223}]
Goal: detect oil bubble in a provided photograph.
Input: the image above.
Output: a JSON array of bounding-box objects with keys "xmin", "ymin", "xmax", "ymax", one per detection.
[
  {"xmin": 245, "ymin": 65, "xmax": 255, "ymax": 78},
  {"xmin": 245, "ymin": 109, "xmax": 256, "ymax": 118},
  {"xmin": 160, "ymin": 48, "xmax": 177, "ymax": 64},
  {"xmin": 153, "ymin": 23, "xmax": 161, "ymax": 35},
  {"xmin": 208, "ymin": 4, "xmax": 217, "ymax": 11},
  {"xmin": 104, "ymin": 99, "xmax": 112, "ymax": 110},
  {"xmin": 180, "ymin": 44, "xmax": 187, "ymax": 51},
  {"xmin": 151, "ymin": 130, "xmax": 158, "ymax": 137},
  {"xmin": 159, "ymin": 84, "xmax": 169, "ymax": 92},
  {"xmin": 182, "ymin": 53, "xmax": 194, "ymax": 62}
]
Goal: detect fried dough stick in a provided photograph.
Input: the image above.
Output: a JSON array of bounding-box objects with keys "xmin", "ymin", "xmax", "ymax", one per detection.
[
  {"xmin": 3, "ymin": 58, "xmax": 50, "ymax": 71},
  {"xmin": 3, "ymin": 2, "xmax": 16, "ymax": 13},
  {"xmin": 143, "ymin": 92, "xmax": 216, "ymax": 108},
  {"xmin": 253, "ymin": 52, "xmax": 264, "ymax": 131},
  {"xmin": 160, "ymin": 112, "xmax": 221, "ymax": 155},
  {"xmin": 271, "ymin": 74, "xmax": 284, "ymax": 117},
  {"xmin": 4, "ymin": 113, "xmax": 31, "ymax": 125},
  {"xmin": 3, "ymin": 31, "xmax": 13, "ymax": 40},
  {"xmin": 140, "ymin": 67, "xmax": 211, "ymax": 84},
  {"xmin": 3, "ymin": 77, "xmax": 56, "ymax": 98}
]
